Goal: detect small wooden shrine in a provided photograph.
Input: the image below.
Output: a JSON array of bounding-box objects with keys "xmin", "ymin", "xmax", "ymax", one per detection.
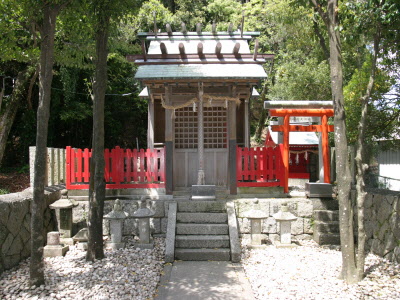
[{"xmin": 129, "ymin": 24, "xmax": 273, "ymax": 194}]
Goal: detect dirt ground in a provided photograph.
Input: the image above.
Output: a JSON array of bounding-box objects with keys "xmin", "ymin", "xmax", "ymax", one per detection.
[{"xmin": 0, "ymin": 172, "xmax": 30, "ymax": 193}]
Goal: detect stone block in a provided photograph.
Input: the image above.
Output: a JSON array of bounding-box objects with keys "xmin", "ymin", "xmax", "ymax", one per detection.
[
  {"xmin": 2, "ymin": 233, "xmax": 14, "ymax": 255},
  {"xmin": 0, "ymin": 223, "xmax": 8, "ymax": 248},
  {"xmin": 291, "ymin": 218, "xmax": 304, "ymax": 235},
  {"xmin": 0, "ymin": 201, "xmax": 10, "ymax": 226},
  {"xmin": 191, "ymin": 185, "xmax": 216, "ymax": 200},
  {"xmin": 304, "ymin": 218, "xmax": 313, "ymax": 234},
  {"xmin": 3, "ymin": 254, "xmax": 20, "ymax": 269},
  {"xmin": 150, "ymin": 218, "xmax": 161, "ymax": 234},
  {"xmin": 235, "ymin": 199, "xmax": 270, "ymax": 218},
  {"xmin": 165, "ymin": 202, "xmax": 177, "ymax": 263},
  {"xmin": 270, "ymin": 200, "xmax": 296, "ymax": 216},
  {"xmin": 43, "ymin": 245, "xmax": 69, "ymax": 257},
  {"xmin": 8, "ymin": 235, "xmax": 23, "ymax": 256},
  {"xmin": 148, "ymin": 201, "xmax": 165, "ymax": 218},
  {"xmin": 123, "ymin": 218, "xmax": 138, "ymax": 236},
  {"xmin": 238, "ymin": 218, "xmax": 250, "ymax": 234},
  {"xmin": 311, "ymin": 198, "xmax": 339, "ymax": 210},
  {"xmin": 377, "ymin": 200, "xmax": 392, "ymax": 223},
  {"xmin": 296, "ymin": 200, "xmax": 313, "ymax": 217},
  {"xmin": 7, "ymin": 200, "xmax": 29, "ymax": 236},
  {"xmin": 262, "ymin": 217, "xmax": 277, "ymax": 234},
  {"xmin": 19, "ymin": 226, "xmax": 30, "ymax": 244},
  {"xmin": 161, "ymin": 217, "xmax": 168, "ymax": 234},
  {"xmin": 305, "ymin": 183, "xmax": 333, "ymax": 198}
]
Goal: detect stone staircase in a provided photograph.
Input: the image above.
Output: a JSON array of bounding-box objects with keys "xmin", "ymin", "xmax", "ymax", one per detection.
[
  {"xmin": 312, "ymin": 199, "xmax": 340, "ymax": 245},
  {"xmin": 174, "ymin": 201, "xmax": 231, "ymax": 261}
]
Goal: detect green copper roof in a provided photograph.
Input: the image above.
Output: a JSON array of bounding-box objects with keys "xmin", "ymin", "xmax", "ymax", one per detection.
[{"xmin": 135, "ymin": 64, "xmax": 267, "ymax": 80}]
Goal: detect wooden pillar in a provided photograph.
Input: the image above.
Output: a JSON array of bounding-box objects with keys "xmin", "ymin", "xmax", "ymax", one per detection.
[
  {"xmin": 197, "ymin": 82, "xmax": 205, "ymax": 185},
  {"xmin": 244, "ymin": 98, "xmax": 250, "ymax": 148},
  {"xmin": 164, "ymin": 85, "xmax": 173, "ymax": 194},
  {"xmin": 283, "ymin": 114, "xmax": 289, "ymax": 193},
  {"xmin": 147, "ymin": 92, "xmax": 154, "ymax": 149},
  {"xmin": 229, "ymin": 86, "xmax": 237, "ymax": 195},
  {"xmin": 321, "ymin": 114, "xmax": 331, "ymax": 183}
]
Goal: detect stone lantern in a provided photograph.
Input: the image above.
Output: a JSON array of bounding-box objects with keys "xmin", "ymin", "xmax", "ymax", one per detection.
[
  {"xmin": 104, "ymin": 199, "xmax": 128, "ymax": 250},
  {"xmin": 242, "ymin": 199, "xmax": 269, "ymax": 248},
  {"xmin": 132, "ymin": 196, "xmax": 155, "ymax": 249},
  {"xmin": 273, "ymin": 203, "xmax": 297, "ymax": 248},
  {"xmin": 49, "ymin": 198, "xmax": 78, "ymax": 245}
]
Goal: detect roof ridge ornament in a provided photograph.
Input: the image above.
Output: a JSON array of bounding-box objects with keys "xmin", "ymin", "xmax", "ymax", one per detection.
[
  {"xmin": 196, "ymin": 23, "xmax": 202, "ymax": 35},
  {"xmin": 181, "ymin": 22, "xmax": 187, "ymax": 34}
]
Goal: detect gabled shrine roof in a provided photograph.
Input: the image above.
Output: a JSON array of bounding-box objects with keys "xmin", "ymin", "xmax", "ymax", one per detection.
[{"xmin": 130, "ymin": 29, "xmax": 272, "ymax": 81}]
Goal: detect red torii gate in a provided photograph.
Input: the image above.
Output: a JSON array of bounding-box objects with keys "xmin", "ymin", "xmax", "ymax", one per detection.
[{"xmin": 264, "ymin": 101, "xmax": 334, "ymax": 193}]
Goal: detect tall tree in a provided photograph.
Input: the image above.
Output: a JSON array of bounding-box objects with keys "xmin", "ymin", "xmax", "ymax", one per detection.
[
  {"xmin": 309, "ymin": 0, "xmax": 357, "ymax": 284},
  {"xmin": 31, "ymin": 1, "xmax": 67, "ymax": 286},
  {"xmin": 86, "ymin": 0, "xmax": 111, "ymax": 261}
]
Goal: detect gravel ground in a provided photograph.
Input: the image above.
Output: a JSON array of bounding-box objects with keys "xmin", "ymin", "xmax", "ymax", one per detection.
[
  {"xmin": 241, "ymin": 239, "xmax": 400, "ymax": 300},
  {"xmin": 0, "ymin": 237, "xmax": 165, "ymax": 300}
]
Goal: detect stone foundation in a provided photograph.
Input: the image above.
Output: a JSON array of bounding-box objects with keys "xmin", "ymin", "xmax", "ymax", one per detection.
[
  {"xmin": 0, "ymin": 186, "xmax": 64, "ymax": 275},
  {"xmin": 354, "ymin": 189, "xmax": 400, "ymax": 263}
]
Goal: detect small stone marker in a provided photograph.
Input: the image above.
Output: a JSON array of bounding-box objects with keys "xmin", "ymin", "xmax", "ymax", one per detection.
[
  {"xmin": 132, "ymin": 196, "xmax": 155, "ymax": 249},
  {"xmin": 49, "ymin": 198, "xmax": 78, "ymax": 245},
  {"xmin": 72, "ymin": 228, "xmax": 89, "ymax": 250},
  {"xmin": 43, "ymin": 231, "xmax": 69, "ymax": 257},
  {"xmin": 104, "ymin": 199, "xmax": 128, "ymax": 250},
  {"xmin": 242, "ymin": 199, "xmax": 269, "ymax": 249},
  {"xmin": 273, "ymin": 203, "xmax": 297, "ymax": 248}
]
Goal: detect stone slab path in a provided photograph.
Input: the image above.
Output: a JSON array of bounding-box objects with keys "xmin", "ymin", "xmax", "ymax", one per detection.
[{"xmin": 155, "ymin": 261, "xmax": 255, "ymax": 300}]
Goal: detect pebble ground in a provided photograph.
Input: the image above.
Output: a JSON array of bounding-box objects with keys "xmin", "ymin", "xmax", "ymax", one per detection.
[
  {"xmin": 241, "ymin": 239, "xmax": 400, "ymax": 300},
  {"xmin": 0, "ymin": 237, "xmax": 165, "ymax": 300},
  {"xmin": 1, "ymin": 238, "xmax": 399, "ymax": 299}
]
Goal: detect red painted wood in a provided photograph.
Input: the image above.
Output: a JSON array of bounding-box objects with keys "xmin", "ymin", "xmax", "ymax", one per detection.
[
  {"xmin": 65, "ymin": 147, "xmax": 166, "ymax": 189},
  {"xmin": 271, "ymin": 124, "xmax": 334, "ymax": 132},
  {"xmin": 269, "ymin": 109, "xmax": 334, "ymax": 117},
  {"xmin": 82, "ymin": 148, "xmax": 89, "ymax": 182},
  {"xmin": 236, "ymin": 146, "xmax": 284, "ymax": 188}
]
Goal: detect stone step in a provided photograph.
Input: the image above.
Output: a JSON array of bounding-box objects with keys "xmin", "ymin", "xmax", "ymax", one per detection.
[
  {"xmin": 175, "ymin": 248, "xmax": 230, "ymax": 261},
  {"xmin": 311, "ymin": 198, "xmax": 339, "ymax": 210},
  {"xmin": 177, "ymin": 201, "xmax": 226, "ymax": 213},
  {"xmin": 313, "ymin": 210, "xmax": 339, "ymax": 222},
  {"xmin": 314, "ymin": 221, "xmax": 340, "ymax": 233},
  {"xmin": 313, "ymin": 231, "xmax": 340, "ymax": 245},
  {"xmin": 177, "ymin": 212, "xmax": 228, "ymax": 224},
  {"xmin": 176, "ymin": 223, "xmax": 229, "ymax": 235},
  {"xmin": 175, "ymin": 235, "xmax": 230, "ymax": 248}
]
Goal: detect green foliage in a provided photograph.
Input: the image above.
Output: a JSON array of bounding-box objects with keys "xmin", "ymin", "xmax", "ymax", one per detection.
[
  {"xmin": 0, "ymin": 188, "xmax": 10, "ymax": 195},
  {"xmin": 204, "ymin": 0, "xmax": 242, "ymax": 28},
  {"xmin": 135, "ymin": 0, "xmax": 174, "ymax": 32}
]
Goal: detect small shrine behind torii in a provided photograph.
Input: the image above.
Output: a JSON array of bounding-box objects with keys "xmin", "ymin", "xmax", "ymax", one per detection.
[{"xmin": 129, "ymin": 24, "xmax": 273, "ymax": 194}]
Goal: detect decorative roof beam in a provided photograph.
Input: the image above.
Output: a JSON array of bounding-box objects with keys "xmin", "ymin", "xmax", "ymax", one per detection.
[
  {"xmin": 166, "ymin": 24, "xmax": 172, "ymax": 36},
  {"xmin": 197, "ymin": 42, "xmax": 204, "ymax": 56},
  {"xmin": 212, "ymin": 23, "xmax": 217, "ymax": 35},
  {"xmin": 264, "ymin": 101, "xmax": 334, "ymax": 110},
  {"xmin": 228, "ymin": 23, "xmax": 233, "ymax": 34},
  {"xmin": 196, "ymin": 23, "xmax": 202, "ymax": 35},
  {"xmin": 178, "ymin": 43, "xmax": 186, "ymax": 56},
  {"xmin": 233, "ymin": 42, "xmax": 240, "ymax": 57},
  {"xmin": 215, "ymin": 42, "xmax": 222, "ymax": 57},
  {"xmin": 181, "ymin": 22, "xmax": 187, "ymax": 34},
  {"xmin": 141, "ymin": 41, "xmax": 147, "ymax": 61},
  {"xmin": 160, "ymin": 42, "xmax": 167, "ymax": 55},
  {"xmin": 253, "ymin": 39, "xmax": 259, "ymax": 61}
]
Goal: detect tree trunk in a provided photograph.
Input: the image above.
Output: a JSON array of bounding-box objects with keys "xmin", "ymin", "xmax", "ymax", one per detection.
[
  {"xmin": 30, "ymin": 4, "xmax": 59, "ymax": 286},
  {"xmin": 355, "ymin": 29, "xmax": 381, "ymax": 281},
  {"xmin": 327, "ymin": 0, "xmax": 358, "ymax": 284},
  {"xmin": 0, "ymin": 69, "xmax": 32, "ymax": 167},
  {"xmin": 86, "ymin": 9, "xmax": 110, "ymax": 262}
]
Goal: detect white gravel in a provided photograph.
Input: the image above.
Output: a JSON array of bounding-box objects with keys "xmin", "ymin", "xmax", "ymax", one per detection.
[
  {"xmin": 0, "ymin": 237, "xmax": 165, "ymax": 300},
  {"xmin": 241, "ymin": 239, "xmax": 400, "ymax": 300}
]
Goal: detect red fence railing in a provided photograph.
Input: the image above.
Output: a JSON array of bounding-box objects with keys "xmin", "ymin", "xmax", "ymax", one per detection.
[
  {"xmin": 236, "ymin": 145, "xmax": 284, "ymax": 187},
  {"xmin": 66, "ymin": 146, "xmax": 165, "ymax": 189}
]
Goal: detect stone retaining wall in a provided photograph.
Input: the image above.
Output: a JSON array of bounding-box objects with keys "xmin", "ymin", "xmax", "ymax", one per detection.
[
  {"xmin": 361, "ymin": 189, "xmax": 400, "ymax": 263},
  {"xmin": 0, "ymin": 186, "xmax": 64, "ymax": 275},
  {"xmin": 234, "ymin": 198, "xmax": 314, "ymax": 242}
]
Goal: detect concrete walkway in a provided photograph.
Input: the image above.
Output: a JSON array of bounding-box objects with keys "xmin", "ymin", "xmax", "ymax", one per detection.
[{"xmin": 154, "ymin": 261, "xmax": 255, "ymax": 300}]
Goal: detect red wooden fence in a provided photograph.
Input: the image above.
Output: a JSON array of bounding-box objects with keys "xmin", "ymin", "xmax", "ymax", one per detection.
[
  {"xmin": 236, "ymin": 145, "xmax": 284, "ymax": 187},
  {"xmin": 66, "ymin": 146, "xmax": 165, "ymax": 189}
]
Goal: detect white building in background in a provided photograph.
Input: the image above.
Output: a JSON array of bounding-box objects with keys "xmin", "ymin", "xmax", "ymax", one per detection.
[{"xmin": 377, "ymin": 148, "xmax": 400, "ymax": 191}]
